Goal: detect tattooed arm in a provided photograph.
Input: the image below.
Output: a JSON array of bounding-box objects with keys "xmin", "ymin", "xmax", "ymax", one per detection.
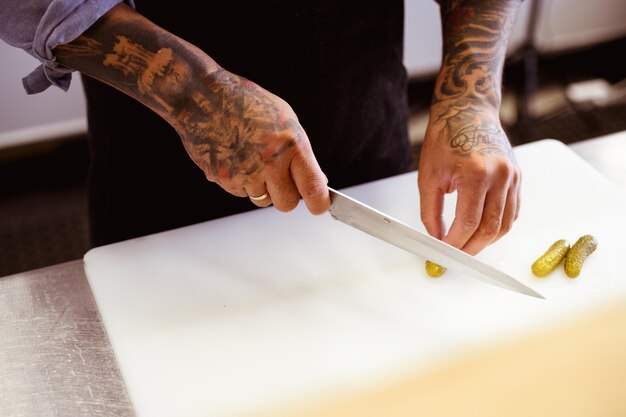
[
  {"xmin": 53, "ymin": 3, "xmax": 329, "ymax": 214},
  {"xmin": 418, "ymin": 0, "xmax": 522, "ymax": 255}
]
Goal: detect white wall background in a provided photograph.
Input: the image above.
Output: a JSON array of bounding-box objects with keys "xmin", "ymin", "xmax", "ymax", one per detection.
[
  {"xmin": 0, "ymin": 41, "xmax": 87, "ymax": 147},
  {"xmin": 1, "ymin": 0, "xmax": 625, "ymax": 149}
]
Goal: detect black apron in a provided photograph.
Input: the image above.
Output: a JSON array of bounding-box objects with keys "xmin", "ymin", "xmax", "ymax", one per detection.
[{"xmin": 82, "ymin": 0, "xmax": 411, "ymax": 246}]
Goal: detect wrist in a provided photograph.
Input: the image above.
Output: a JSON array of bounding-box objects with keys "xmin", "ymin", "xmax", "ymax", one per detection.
[{"xmin": 429, "ymin": 96, "xmax": 501, "ymax": 123}]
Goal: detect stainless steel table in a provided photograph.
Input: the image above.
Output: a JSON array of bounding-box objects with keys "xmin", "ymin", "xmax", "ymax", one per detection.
[
  {"xmin": 1, "ymin": 132, "xmax": 624, "ymax": 417},
  {"xmin": 0, "ymin": 261, "xmax": 135, "ymax": 417}
]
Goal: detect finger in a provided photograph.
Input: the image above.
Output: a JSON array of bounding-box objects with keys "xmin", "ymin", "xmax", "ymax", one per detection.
[
  {"xmin": 220, "ymin": 182, "xmax": 249, "ymax": 198},
  {"xmin": 462, "ymin": 188, "xmax": 507, "ymax": 255},
  {"xmin": 290, "ymin": 152, "xmax": 330, "ymax": 215},
  {"xmin": 491, "ymin": 182, "xmax": 519, "ymax": 244},
  {"xmin": 443, "ymin": 185, "xmax": 486, "ymax": 251},
  {"xmin": 266, "ymin": 174, "xmax": 300, "ymax": 212},
  {"xmin": 204, "ymin": 171, "xmax": 249, "ymax": 198},
  {"xmin": 418, "ymin": 180, "xmax": 446, "ymax": 240}
]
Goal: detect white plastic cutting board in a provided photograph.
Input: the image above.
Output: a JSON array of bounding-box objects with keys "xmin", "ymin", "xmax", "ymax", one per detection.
[{"xmin": 84, "ymin": 139, "xmax": 626, "ymax": 417}]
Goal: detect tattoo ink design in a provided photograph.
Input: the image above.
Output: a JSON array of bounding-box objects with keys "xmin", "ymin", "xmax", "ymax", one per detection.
[
  {"xmin": 450, "ymin": 122, "xmax": 511, "ymax": 156},
  {"xmin": 58, "ymin": 29, "xmax": 301, "ymax": 186},
  {"xmin": 174, "ymin": 69, "xmax": 299, "ymax": 182},
  {"xmin": 435, "ymin": 98, "xmax": 514, "ymax": 158},
  {"xmin": 432, "ymin": 1, "xmax": 518, "ymax": 157},
  {"xmin": 434, "ymin": 0, "xmax": 516, "ymax": 108},
  {"xmin": 102, "ymin": 35, "xmax": 191, "ymax": 113},
  {"xmin": 54, "ymin": 37, "xmax": 103, "ymax": 57}
]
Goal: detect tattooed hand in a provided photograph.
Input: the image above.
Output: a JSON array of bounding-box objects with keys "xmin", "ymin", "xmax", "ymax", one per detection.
[
  {"xmin": 53, "ymin": 4, "xmax": 330, "ymax": 215},
  {"xmin": 418, "ymin": 101, "xmax": 521, "ymax": 255},
  {"xmin": 418, "ymin": 0, "xmax": 522, "ymax": 255},
  {"xmin": 172, "ymin": 69, "xmax": 330, "ymax": 214}
]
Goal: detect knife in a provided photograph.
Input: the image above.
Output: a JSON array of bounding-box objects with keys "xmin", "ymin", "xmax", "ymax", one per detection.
[{"xmin": 328, "ymin": 187, "xmax": 544, "ymax": 299}]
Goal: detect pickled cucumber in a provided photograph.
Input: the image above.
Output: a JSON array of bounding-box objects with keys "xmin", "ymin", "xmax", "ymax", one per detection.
[
  {"xmin": 564, "ymin": 234, "xmax": 598, "ymax": 278},
  {"xmin": 531, "ymin": 239, "xmax": 570, "ymax": 277},
  {"xmin": 425, "ymin": 260, "xmax": 447, "ymax": 278}
]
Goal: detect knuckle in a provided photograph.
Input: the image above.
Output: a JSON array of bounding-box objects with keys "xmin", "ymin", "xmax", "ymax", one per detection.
[
  {"xmin": 275, "ymin": 200, "xmax": 298, "ymax": 213},
  {"xmin": 303, "ymin": 181, "xmax": 330, "ymax": 214},
  {"xmin": 302, "ymin": 180, "xmax": 327, "ymax": 202},
  {"xmin": 471, "ymin": 161, "xmax": 491, "ymax": 178},
  {"xmin": 482, "ymin": 217, "xmax": 502, "ymax": 237},
  {"xmin": 227, "ymin": 186, "xmax": 247, "ymax": 198},
  {"xmin": 495, "ymin": 160, "xmax": 512, "ymax": 177},
  {"xmin": 460, "ymin": 216, "xmax": 480, "ymax": 231},
  {"xmin": 465, "ymin": 164, "xmax": 491, "ymax": 187},
  {"xmin": 500, "ymin": 220, "xmax": 513, "ymax": 234}
]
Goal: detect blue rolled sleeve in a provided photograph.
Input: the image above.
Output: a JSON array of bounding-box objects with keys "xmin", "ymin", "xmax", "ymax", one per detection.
[{"xmin": 0, "ymin": 0, "xmax": 135, "ymax": 94}]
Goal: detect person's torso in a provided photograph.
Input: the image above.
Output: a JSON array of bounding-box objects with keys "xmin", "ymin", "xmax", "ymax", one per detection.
[{"xmin": 135, "ymin": 0, "xmax": 411, "ymax": 183}]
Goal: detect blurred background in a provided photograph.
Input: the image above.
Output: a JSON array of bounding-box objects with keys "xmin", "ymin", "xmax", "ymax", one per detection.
[{"xmin": 1, "ymin": 0, "xmax": 625, "ymax": 277}]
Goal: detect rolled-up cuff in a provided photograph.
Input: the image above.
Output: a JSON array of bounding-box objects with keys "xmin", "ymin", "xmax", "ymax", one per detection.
[
  {"xmin": 22, "ymin": 61, "xmax": 73, "ymax": 94},
  {"xmin": 24, "ymin": 0, "xmax": 135, "ymax": 94}
]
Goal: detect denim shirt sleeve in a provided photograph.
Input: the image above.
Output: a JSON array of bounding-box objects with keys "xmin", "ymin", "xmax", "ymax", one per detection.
[{"xmin": 0, "ymin": 0, "xmax": 135, "ymax": 94}]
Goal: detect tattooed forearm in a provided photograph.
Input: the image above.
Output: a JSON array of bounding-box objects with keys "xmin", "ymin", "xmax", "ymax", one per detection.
[
  {"xmin": 54, "ymin": 3, "xmax": 300, "ymax": 185},
  {"xmin": 429, "ymin": 0, "xmax": 520, "ymax": 156},
  {"xmin": 433, "ymin": 0, "xmax": 520, "ymax": 108},
  {"xmin": 56, "ymin": 23, "xmax": 207, "ymax": 117},
  {"xmin": 54, "ymin": 6, "xmax": 208, "ymax": 116}
]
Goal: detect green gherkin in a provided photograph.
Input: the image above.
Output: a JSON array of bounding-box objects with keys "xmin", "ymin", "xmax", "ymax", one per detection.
[
  {"xmin": 425, "ymin": 260, "xmax": 447, "ymax": 278},
  {"xmin": 564, "ymin": 235, "xmax": 598, "ymax": 278},
  {"xmin": 531, "ymin": 239, "xmax": 570, "ymax": 277}
]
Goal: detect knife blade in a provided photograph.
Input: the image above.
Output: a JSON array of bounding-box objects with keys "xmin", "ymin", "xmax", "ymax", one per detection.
[{"xmin": 328, "ymin": 187, "xmax": 544, "ymax": 299}]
